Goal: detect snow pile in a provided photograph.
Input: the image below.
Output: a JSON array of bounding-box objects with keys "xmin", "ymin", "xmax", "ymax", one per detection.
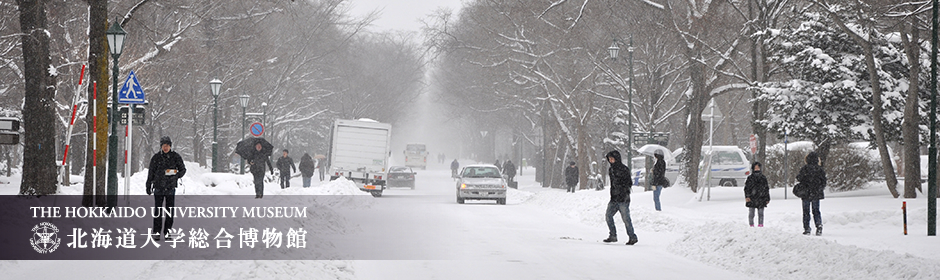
[{"xmin": 668, "ymin": 222, "xmax": 940, "ymax": 280}]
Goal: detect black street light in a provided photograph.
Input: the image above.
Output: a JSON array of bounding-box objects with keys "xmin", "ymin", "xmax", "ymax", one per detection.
[
  {"xmin": 262, "ymin": 102, "xmax": 267, "ymax": 137},
  {"xmin": 239, "ymin": 94, "xmax": 249, "ymax": 174},
  {"xmin": 106, "ymin": 19, "xmax": 126, "ymax": 208},
  {"xmin": 609, "ymin": 37, "xmax": 635, "ymax": 171},
  {"xmin": 210, "ymin": 78, "xmax": 222, "ymax": 172}
]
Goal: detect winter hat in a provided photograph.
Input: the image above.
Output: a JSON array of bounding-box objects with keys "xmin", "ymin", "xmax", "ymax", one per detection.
[
  {"xmin": 751, "ymin": 161, "xmax": 762, "ymax": 172},
  {"xmin": 160, "ymin": 136, "xmax": 172, "ymax": 146},
  {"xmin": 569, "ymin": 161, "xmax": 576, "ymax": 166}
]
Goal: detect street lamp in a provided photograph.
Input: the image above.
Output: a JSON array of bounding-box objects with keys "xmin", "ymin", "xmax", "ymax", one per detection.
[
  {"xmin": 609, "ymin": 37, "xmax": 635, "ymax": 171},
  {"xmin": 210, "ymin": 78, "xmax": 222, "ymax": 172},
  {"xmin": 106, "ymin": 19, "xmax": 126, "ymax": 208},
  {"xmin": 239, "ymin": 94, "xmax": 249, "ymax": 174},
  {"xmin": 261, "ymin": 102, "xmax": 267, "ymax": 137}
]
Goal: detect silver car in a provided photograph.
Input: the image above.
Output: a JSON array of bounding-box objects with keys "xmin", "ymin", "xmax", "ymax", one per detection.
[{"xmin": 456, "ymin": 164, "xmax": 507, "ymax": 205}]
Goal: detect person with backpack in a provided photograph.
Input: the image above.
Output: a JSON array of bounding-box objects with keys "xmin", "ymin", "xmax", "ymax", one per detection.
[
  {"xmin": 603, "ymin": 150, "xmax": 637, "ymax": 245},
  {"xmin": 299, "ymin": 153, "xmax": 316, "ymax": 188},
  {"xmin": 650, "ymin": 150, "xmax": 669, "ymax": 211},
  {"xmin": 794, "ymin": 151, "xmax": 826, "ymax": 236},
  {"xmin": 744, "ymin": 161, "xmax": 770, "ymax": 227}
]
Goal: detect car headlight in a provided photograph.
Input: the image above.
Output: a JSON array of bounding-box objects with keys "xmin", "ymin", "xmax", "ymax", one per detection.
[{"xmin": 461, "ymin": 183, "xmax": 467, "ymax": 189}]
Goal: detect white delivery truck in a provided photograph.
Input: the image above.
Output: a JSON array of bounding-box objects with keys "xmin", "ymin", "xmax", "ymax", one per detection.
[
  {"xmin": 403, "ymin": 143, "xmax": 428, "ymax": 170},
  {"xmin": 327, "ymin": 119, "xmax": 392, "ymax": 197}
]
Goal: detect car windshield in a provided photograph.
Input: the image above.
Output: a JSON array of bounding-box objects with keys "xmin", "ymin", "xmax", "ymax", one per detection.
[
  {"xmin": 389, "ymin": 167, "xmax": 409, "ymax": 172},
  {"xmin": 461, "ymin": 167, "xmax": 501, "ymax": 178},
  {"xmin": 708, "ymin": 151, "xmax": 744, "ymax": 165}
]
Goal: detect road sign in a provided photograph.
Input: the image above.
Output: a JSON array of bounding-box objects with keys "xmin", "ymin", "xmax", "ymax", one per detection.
[
  {"xmin": 701, "ymin": 99, "xmax": 723, "ymax": 119},
  {"xmin": 0, "ymin": 132, "xmax": 18, "ymax": 145},
  {"xmin": 250, "ymin": 122, "xmax": 264, "ymax": 137},
  {"xmin": 118, "ymin": 106, "xmax": 145, "ymax": 125},
  {"xmin": 0, "ymin": 118, "xmax": 20, "ymax": 131},
  {"xmin": 749, "ymin": 134, "xmax": 758, "ymax": 154},
  {"xmin": 118, "ymin": 70, "xmax": 146, "ymax": 104},
  {"xmin": 0, "ymin": 118, "xmax": 21, "ymax": 145}
]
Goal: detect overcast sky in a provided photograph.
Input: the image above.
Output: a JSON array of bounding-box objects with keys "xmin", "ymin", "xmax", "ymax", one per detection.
[{"xmin": 347, "ymin": 0, "xmax": 464, "ymax": 33}]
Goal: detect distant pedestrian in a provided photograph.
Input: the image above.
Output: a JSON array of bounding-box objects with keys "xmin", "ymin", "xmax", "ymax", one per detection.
[
  {"xmin": 248, "ymin": 143, "xmax": 274, "ymax": 198},
  {"xmin": 603, "ymin": 150, "xmax": 637, "ymax": 245},
  {"xmin": 744, "ymin": 161, "xmax": 770, "ymax": 227},
  {"xmin": 317, "ymin": 158, "xmax": 326, "ymax": 181},
  {"xmin": 795, "ymin": 151, "xmax": 826, "ymax": 236},
  {"xmin": 565, "ymin": 161, "xmax": 579, "ymax": 193},
  {"xmin": 451, "ymin": 159, "xmax": 460, "ymax": 178},
  {"xmin": 650, "ymin": 150, "xmax": 668, "ymax": 211},
  {"xmin": 276, "ymin": 149, "xmax": 296, "ymax": 189},
  {"xmin": 494, "ymin": 159, "xmax": 501, "ymax": 171},
  {"xmin": 145, "ymin": 136, "xmax": 186, "ymax": 240},
  {"xmin": 503, "ymin": 160, "xmax": 516, "ymax": 182},
  {"xmin": 299, "ymin": 153, "xmax": 316, "ymax": 188}
]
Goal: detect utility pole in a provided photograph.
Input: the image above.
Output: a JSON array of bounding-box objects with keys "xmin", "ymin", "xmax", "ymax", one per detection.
[{"xmin": 928, "ymin": 0, "xmax": 938, "ymax": 236}]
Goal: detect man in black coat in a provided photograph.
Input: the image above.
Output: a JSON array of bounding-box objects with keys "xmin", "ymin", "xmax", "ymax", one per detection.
[
  {"xmin": 503, "ymin": 160, "xmax": 516, "ymax": 182},
  {"xmin": 276, "ymin": 149, "xmax": 297, "ymax": 189},
  {"xmin": 604, "ymin": 150, "xmax": 637, "ymax": 245},
  {"xmin": 451, "ymin": 159, "xmax": 460, "ymax": 178},
  {"xmin": 744, "ymin": 161, "xmax": 770, "ymax": 227},
  {"xmin": 564, "ymin": 161, "xmax": 579, "ymax": 193},
  {"xmin": 145, "ymin": 136, "xmax": 187, "ymax": 240},
  {"xmin": 249, "ymin": 143, "xmax": 274, "ymax": 198},
  {"xmin": 796, "ymin": 151, "xmax": 826, "ymax": 235}
]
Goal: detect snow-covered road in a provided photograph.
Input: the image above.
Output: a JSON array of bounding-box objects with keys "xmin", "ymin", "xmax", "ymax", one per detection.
[{"xmin": 348, "ymin": 167, "xmax": 750, "ymax": 280}]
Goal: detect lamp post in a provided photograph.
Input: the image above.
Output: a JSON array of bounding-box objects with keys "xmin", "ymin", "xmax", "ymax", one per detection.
[
  {"xmin": 262, "ymin": 102, "xmax": 267, "ymax": 137},
  {"xmin": 609, "ymin": 37, "xmax": 635, "ymax": 170},
  {"xmin": 106, "ymin": 19, "xmax": 126, "ymax": 208},
  {"xmin": 239, "ymin": 94, "xmax": 249, "ymax": 174},
  {"xmin": 210, "ymin": 79, "xmax": 222, "ymax": 172}
]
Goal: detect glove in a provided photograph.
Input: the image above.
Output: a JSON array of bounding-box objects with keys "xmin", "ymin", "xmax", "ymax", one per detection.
[{"xmin": 146, "ymin": 186, "xmax": 153, "ymax": 195}]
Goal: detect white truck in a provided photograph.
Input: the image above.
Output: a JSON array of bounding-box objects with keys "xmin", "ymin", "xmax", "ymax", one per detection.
[
  {"xmin": 403, "ymin": 143, "xmax": 428, "ymax": 170},
  {"xmin": 327, "ymin": 119, "xmax": 392, "ymax": 197}
]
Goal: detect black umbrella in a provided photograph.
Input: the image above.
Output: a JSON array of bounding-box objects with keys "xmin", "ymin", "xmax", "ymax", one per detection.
[{"xmin": 235, "ymin": 137, "xmax": 273, "ymax": 159}]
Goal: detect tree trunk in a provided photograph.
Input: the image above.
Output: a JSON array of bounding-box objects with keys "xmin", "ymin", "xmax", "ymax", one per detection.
[
  {"xmin": 82, "ymin": 0, "xmax": 108, "ymax": 207},
  {"xmin": 901, "ymin": 22, "xmax": 922, "ymax": 198},
  {"xmin": 684, "ymin": 47, "xmax": 708, "ymax": 193},
  {"xmin": 17, "ymin": 0, "xmax": 58, "ymax": 195},
  {"xmin": 862, "ymin": 39, "xmax": 901, "ymax": 198}
]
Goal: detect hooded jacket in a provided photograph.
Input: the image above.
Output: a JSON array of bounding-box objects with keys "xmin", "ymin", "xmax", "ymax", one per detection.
[
  {"xmin": 744, "ymin": 162, "xmax": 770, "ymax": 208},
  {"xmin": 606, "ymin": 150, "xmax": 632, "ymax": 202},
  {"xmin": 650, "ymin": 154, "xmax": 668, "ymax": 187},
  {"xmin": 796, "ymin": 152, "xmax": 827, "ymax": 200},
  {"xmin": 299, "ymin": 154, "xmax": 316, "ymax": 178},
  {"xmin": 564, "ymin": 164, "xmax": 579, "ymax": 187}
]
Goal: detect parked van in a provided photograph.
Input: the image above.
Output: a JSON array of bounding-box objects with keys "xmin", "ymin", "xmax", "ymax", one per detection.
[{"xmin": 702, "ymin": 146, "xmax": 751, "ymax": 187}]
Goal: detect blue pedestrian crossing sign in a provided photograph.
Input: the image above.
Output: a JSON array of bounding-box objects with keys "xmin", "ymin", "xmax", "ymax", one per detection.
[{"xmin": 118, "ymin": 70, "xmax": 146, "ymax": 104}]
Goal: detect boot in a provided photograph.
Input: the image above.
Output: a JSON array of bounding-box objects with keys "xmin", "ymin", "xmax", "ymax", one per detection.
[
  {"xmin": 815, "ymin": 226, "xmax": 823, "ymax": 236},
  {"xmin": 603, "ymin": 236, "xmax": 617, "ymax": 243},
  {"xmin": 802, "ymin": 228, "xmax": 811, "ymax": 235},
  {"xmin": 625, "ymin": 239, "xmax": 638, "ymax": 245}
]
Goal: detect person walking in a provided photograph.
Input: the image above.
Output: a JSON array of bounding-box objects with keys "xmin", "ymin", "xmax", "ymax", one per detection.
[
  {"xmin": 451, "ymin": 159, "xmax": 460, "ymax": 178},
  {"xmin": 650, "ymin": 150, "xmax": 668, "ymax": 211},
  {"xmin": 317, "ymin": 157, "xmax": 326, "ymax": 181},
  {"xmin": 299, "ymin": 153, "xmax": 316, "ymax": 188},
  {"xmin": 603, "ymin": 150, "xmax": 637, "ymax": 245},
  {"xmin": 248, "ymin": 143, "xmax": 274, "ymax": 198},
  {"xmin": 276, "ymin": 149, "xmax": 297, "ymax": 189},
  {"xmin": 564, "ymin": 161, "xmax": 579, "ymax": 193},
  {"xmin": 744, "ymin": 161, "xmax": 770, "ymax": 227},
  {"xmin": 796, "ymin": 151, "xmax": 826, "ymax": 236},
  {"xmin": 494, "ymin": 159, "xmax": 501, "ymax": 172},
  {"xmin": 145, "ymin": 136, "xmax": 186, "ymax": 240},
  {"xmin": 503, "ymin": 160, "xmax": 516, "ymax": 182}
]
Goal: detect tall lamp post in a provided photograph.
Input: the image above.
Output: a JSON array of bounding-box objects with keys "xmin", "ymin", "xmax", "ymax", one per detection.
[
  {"xmin": 262, "ymin": 102, "xmax": 267, "ymax": 137},
  {"xmin": 105, "ymin": 19, "xmax": 126, "ymax": 208},
  {"xmin": 239, "ymin": 95, "xmax": 249, "ymax": 174},
  {"xmin": 609, "ymin": 37, "xmax": 635, "ymax": 170},
  {"xmin": 210, "ymin": 79, "xmax": 222, "ymax": 172}
]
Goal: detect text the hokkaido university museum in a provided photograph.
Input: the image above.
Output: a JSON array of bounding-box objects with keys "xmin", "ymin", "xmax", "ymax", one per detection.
[{"xmin": 31, "ymin": 206, "xmax": 308, "ymax": 219}]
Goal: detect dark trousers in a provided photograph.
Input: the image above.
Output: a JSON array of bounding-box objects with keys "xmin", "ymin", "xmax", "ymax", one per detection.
[
  {"xmin": 253, "ymin": 172, "xmax": 264, "ymax": 197},
  {"xmin": 319, "ymin": 169, "xmax": 325, "ymax": 181},
  {"xmin": 153, "ymin": 187, "xmax": 176, "ymax": 236},
  {"xmin": 280, "ymin": 173, "xmax": 291, "ymax": 189},
  {"xmin": 802, "ymin": 199, "xmax": 822, "ymax": 229},
  {"xmin": 567, "ymin": 183, "xmax": 576, "ymax": 192}
]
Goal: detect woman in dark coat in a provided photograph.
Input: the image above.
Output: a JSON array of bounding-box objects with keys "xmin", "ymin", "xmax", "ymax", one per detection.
[
  {"xmin": 796, "ymin": 151, "xmax": 826, "ymax": 235},
  {"xmin": 744, "ymin": 161, "xmax": 770, "ymax": 227},
  {"xmin": 650, "ymin": 150, "xmax": 668, "ymax": 211},
  {"xmin": 299, "ymin": 153, "xmax": 316, "ymax": 188}
]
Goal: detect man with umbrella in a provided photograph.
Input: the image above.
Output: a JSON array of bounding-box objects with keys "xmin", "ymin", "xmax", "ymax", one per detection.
[{"xmin": 237, "ymin": 138, "xmax": 274, "ymax": 198}]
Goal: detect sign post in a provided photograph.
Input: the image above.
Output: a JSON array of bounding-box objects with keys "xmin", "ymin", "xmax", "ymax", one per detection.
[{"xmin": 118, "ymin": 70, "xmax": 145, "ymax": 202}]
